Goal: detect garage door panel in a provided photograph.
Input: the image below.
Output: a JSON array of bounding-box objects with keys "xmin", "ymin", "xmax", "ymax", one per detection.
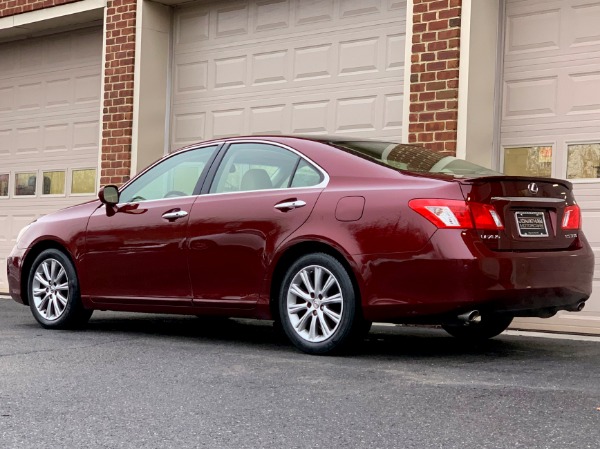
[
  {"xmin": 172, "ymin": 25, "xmax": 403, "ymax": 106},
  {"xmin": 171, "ymin": 83, "xmax": 403, "ymax": 148},
  {"xmin": 504, "ymin": 0, "xmax": 600, "ymax": 333},
  {"xmin": 171, "ymin": 0, "xmax": 405, "ymax": 148},
  {"xmin": 505, "ymin": 0, "xmax": 600, "ymax": 63},
  {"xmin": 175, "ymin": 0, "xmax": 404, "ymax": 50},
  {"xmin": 0, "ymin": 27, "xmax": 102, "ymax": 292}
]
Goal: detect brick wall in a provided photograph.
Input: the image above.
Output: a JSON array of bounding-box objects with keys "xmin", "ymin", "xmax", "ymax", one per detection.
[
  {"xmin": 100, "ymin": 0, "xmax": 137, "ymax": 186},
  {"xmin": 0, "ymin": 0, "xmax": 82, "ymax": 18},
  {"xmin": 409, "ymin": 0, "xmax": 461, "ymax": 154}
]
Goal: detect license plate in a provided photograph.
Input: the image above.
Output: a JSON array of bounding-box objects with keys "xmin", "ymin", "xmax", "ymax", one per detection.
[{"xmin": 515, "ymin": 211, "xmax": 549, "ymax": 237}]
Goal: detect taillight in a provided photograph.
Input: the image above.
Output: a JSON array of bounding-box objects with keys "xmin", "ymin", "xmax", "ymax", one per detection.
[
  {"xmin": 561, "ymin": 205, "xmax": 581, "ymax": 230},
  {"xmin": 470, "ymin": 203, "xmax": 504, "ymax": 230},
  {"xmin": 409, "ymin": 199, "xmax": 504, "ymax": 230}
]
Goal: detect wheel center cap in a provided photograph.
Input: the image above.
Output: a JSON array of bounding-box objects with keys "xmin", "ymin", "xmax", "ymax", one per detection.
[{"xmin": 314, "ymin": 299, "xmax": 320, "ymax": 308}]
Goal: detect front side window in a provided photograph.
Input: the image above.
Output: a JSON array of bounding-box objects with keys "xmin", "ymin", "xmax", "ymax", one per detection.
[
  {"xmin": 210, "ymin": 143, "xmax": 301, "ymax": 194},
  {"xmin": 120, "ymin": 145, "xmax": 217, "ymax": 203}
]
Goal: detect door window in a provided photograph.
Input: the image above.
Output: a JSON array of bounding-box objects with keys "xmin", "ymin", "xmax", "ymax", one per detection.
[
  {"xmin": 290, "ymin": 159, "xmax": 323, "ymax": 188},
  {"xmin": 120, "ymin": 145, "xmax": 217, "ymax": 202},
  {"xmin": 210, "ymin": 143, "xmax": 323, "ymax": 194}
]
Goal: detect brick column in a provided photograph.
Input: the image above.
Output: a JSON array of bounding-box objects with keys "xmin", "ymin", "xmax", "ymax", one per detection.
[
  {"xmin": 100, "ymin": 0, "xmax": 137, "ymax": 186},
  {"xmin": 0, "ymin": 0, "xmax": 82, "ymax": 17},
  {"xmin": 409, "ymin": 0, "xmax": 461, "ymax": 154}
]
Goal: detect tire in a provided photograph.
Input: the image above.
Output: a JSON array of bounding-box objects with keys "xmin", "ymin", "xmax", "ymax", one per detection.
[
  {"xmin": 278, "ymin": 253, "xmax": 364, "ymax": 355},
  {"xmin": 27, "ymin": 249, "xmax": 92, "ymax": 329},
  {"xmin": 442, "ymin": 314, "xmax": 513, "ymax": 341}
]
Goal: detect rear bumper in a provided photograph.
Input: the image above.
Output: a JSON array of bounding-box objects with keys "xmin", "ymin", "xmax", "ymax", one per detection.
[
  {"xmin": 7, "ymin": 246, "xmax": 25, "ymax": 305},
  {"xmin": 358, "ymin": 229, "xmax": 595, "ymax": 322}
]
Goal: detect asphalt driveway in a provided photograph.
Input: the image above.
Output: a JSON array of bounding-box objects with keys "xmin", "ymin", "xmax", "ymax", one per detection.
[{"xmin": 1, "ymin": 297, "xmax": 599, "ymax": 449}]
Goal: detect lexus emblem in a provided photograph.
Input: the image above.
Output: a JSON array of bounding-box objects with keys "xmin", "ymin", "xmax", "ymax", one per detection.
[{"xmin": 528, "ymin": 182, "xmax": 539, "ymax": 194}]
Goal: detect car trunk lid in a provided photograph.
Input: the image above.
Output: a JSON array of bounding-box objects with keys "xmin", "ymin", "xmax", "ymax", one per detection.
[{"xmin": 458, "ymin": 176, "xmax": 580, "ymax": 251}]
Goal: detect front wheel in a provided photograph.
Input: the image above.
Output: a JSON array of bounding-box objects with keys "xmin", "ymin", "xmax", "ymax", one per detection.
[
  {"xmin": 28, "ymin": 249, "xmax": 92, "ymax": 329},
  {"xmin": 279, "ymin": 253, "xmax": 364, "ymax": 355},
  {"xmin": 442, "ymin": 314, "xmax": 513, "ymax": 341}
]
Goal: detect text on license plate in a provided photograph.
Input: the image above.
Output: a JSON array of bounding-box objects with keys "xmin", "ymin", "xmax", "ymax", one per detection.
[{"xmin": 514, "ymin": 211, "xmax": 549, "ymax": 237}]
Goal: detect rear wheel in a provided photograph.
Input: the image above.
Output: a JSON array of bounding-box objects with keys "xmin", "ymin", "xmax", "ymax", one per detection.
[
  {"xmin": 279, "ymin": 253, "xmax": 364, "ymax": 355},
  {"xmin": 442, "ymin": 314, "xmax": 513, "ymax": 340},
  {"xmin": 28, "ymin": 249, "xmax": 92, "ymax": 329}
]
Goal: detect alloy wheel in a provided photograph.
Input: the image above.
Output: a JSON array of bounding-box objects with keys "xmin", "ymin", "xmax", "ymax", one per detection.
[
  {"xmin": 286, "ymin": 264, "xmax": 344, "ymax": 343},
  {"xmin": 31, "ymin": 258, "xmax": 70, "ymax": 321}
]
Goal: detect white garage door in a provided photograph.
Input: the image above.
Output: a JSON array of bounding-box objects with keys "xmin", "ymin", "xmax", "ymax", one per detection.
[
  {"xmin": 501, "ymin": 0, "xmax": 600, "ymax": 333},
  {"xmin": 170, "ymin": 0, "xmax": 406, "ymax": 150},
  {"xmin": 0, "ymin": 27, "xmax": 102, "ymax": 293}
]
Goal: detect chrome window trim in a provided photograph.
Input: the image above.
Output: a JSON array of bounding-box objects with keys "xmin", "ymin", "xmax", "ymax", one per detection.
[{"xmin": 203, "ymin": 139, "xmax": 330, "ymax": 197}]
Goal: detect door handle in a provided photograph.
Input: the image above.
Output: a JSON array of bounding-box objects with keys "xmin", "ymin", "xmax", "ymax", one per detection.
[
  {"xmin": 274, "ymin": 200, "xmax": 306, "ymax": 211},
  {"xmin": 162, "ymin": 210, "xmax": 188, "ymax": 221}
]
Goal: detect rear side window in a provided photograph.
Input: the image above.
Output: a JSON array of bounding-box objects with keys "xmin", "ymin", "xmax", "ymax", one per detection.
[
  {"xmin": 291, "ymin": 160, "xmax": 323, "ymax": 188},
  {"xmin": 329, "ymin": 140, "xmax": 500, "ymax": 178}
]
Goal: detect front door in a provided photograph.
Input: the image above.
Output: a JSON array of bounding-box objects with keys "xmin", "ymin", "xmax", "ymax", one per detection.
[{"xmin": 80, "ymin": 145, "xmax": 219, "ymax": 305}]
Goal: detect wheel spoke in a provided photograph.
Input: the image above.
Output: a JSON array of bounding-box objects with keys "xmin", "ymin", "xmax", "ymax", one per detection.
[
  {"xmin": 50, "ymin": 260, "xmax": 58, "ymax": 281},
  {"xmin": 55, "ymin": 282, "xmax": 69, "ymax": 291},
  {"xmin": 317, "ymin": 311, "xmax": 332, "ymax": 338},
  {"xmin": 34, "ymin": 272, "xmax": 50, "ymax": 287},
  {"xmin": 290, "ymin": 284, "xmax": 311, "ymax": 302},
  {"xmin": 313, "ymin": 267, "xmax": 323, "ymax": 295},
  {"xmin": 56, "ymin": 267, "xmax": 66, "ymax": 282},
  {"xmin": 321, "ymin": 274, "xmax": 335, "ymax": 295},
  {"xmin": 295, "ymin": 310, "xmax": 312, "ymax": 332},
  {"xmin": 299, "ymin": 270, "xmax": 314, "ymax": 294},
  {"xmin": 55, "ymin": 292, "xmax": 68, "ymax": 306},
  {"xmin": 308, "ymin": 314, "xmax": 318, "ymax": 340},
  {"xmin": 37, "ymin": 293, "xmax": 51, "ymax": 311},
  {"xmin": 322, "ymin": 306, "xmax": 341, "ymax": 324},
  {"xmin": 33, "ymin": 287, "xmax": 46, "ymax": 295},
  {"xmin": 288, "ymin": 303, "xmax": 307, "ymax": 314},
  {"xmin": 41, "ymin": 262, "xmax": 51, "ymax": 282},
  {"xmin": 320, "ymin": 293, "xmax": 342, "ymax": 306}
]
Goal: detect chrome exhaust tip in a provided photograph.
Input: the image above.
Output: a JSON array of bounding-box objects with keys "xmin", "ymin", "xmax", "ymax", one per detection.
[{"xmin": 457, "ymin": 310, "xmax": 481, "ymax": 324}]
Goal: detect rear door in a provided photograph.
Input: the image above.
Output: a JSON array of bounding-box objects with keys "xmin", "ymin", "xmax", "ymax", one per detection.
[
  {"xmin": 186, "ymin": 141, "xmax": 326, "ymax": 308},
  {"xmin": 460, "ymin": 176, "xmax": 580, "ymax": 251}
]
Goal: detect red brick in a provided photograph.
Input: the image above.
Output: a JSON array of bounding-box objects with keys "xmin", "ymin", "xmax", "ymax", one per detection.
[
  {"xmin": 428, "ymin": 19, "xmax": 449, "ymax": 31},
  {"xmin": 427, "ymin": 41, "xmax": 447, "ymax": 51}
]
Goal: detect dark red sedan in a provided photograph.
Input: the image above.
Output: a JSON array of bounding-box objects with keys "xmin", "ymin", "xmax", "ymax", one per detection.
[{"xmin": 7, "ymin": 136, "xmax": 594, "ymax": 354}]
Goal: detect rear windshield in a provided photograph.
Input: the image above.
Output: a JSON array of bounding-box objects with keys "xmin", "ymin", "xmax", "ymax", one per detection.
[{"xmin": 328, "ymin": 140, "xmax": 500, "ymax": 177}]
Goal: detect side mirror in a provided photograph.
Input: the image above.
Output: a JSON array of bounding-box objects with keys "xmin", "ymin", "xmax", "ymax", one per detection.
[{"xmin": 98, "ymin": 185, "xmax": 120, "ymax": 206}]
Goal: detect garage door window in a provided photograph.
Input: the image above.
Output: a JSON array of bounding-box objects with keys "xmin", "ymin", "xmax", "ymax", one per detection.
[
  {"xmin": 503, "ymin": 146, "xmax": 552, "ymax": 177},
  {"xmin": 15, "ymin": 172, "xmax": 37, "ymax": 196},
  {"xmin": 567, "ymin": 143, "xmax": 600, "ymax": 179},
  {"xmin": 42, "ymin": 171, "xmax": 66, "ymax": 195},
  {"xmin": 71, "ymin": 169, "xmax": 96, "ymax": 194},
  {"xmin": 0, "ymin": 174, "xmax": 8, "ymax": 197}
]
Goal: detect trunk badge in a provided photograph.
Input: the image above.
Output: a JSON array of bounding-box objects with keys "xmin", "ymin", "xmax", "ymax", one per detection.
[{"xmin": 527, "ymin": 182, "xmax": 539, "ymax": 194}]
